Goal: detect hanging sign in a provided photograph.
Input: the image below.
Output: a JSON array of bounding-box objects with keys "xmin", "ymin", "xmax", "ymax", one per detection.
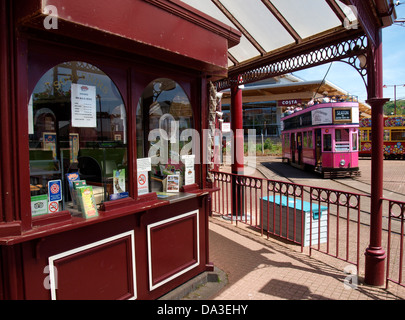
[{"xmin": 71, "ymin": 84, "xmax": 97, "ymax": 128}]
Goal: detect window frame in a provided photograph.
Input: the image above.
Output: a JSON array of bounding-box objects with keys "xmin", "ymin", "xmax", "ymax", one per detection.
[
  {"xmin": 28, "ymin": 61, "xmax": 130, "ymax": 217},
  {"xmin": 20, "ymin": 40, "xmax": 201, "ymax": 228}
]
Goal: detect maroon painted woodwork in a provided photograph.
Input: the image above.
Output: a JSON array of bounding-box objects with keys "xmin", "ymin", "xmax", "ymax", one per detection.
[
  {"xmin": 51, "ymin": 233, "xmax": 135, "ymax": 300},
  {"xmin": 15, "ymin": 0, "xmax": 240, "ymax": 80},
  {"xmin": 0, "ymin": 0, "xmax": 237, "ymax": 300},
  {"xmin": 148, "ymin": 211, "xmax": 199, "ymax": 289}
]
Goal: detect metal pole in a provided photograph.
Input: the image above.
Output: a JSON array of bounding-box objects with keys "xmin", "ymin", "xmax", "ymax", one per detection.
[
  {"xmin": 231, "ymin": 80, "xmax": 244, "ymax": 175},
  {"xmin": 231, "ymin": 79, "xmax": 244, "ymax": 217},
  {"xmin": 364, "ymin": 29, "xmax": 389, "ymax": 286}
]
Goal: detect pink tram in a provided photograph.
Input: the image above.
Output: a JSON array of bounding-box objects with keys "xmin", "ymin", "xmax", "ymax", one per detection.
[{"xmin": 281, "ymin": 97, "xmax": 360, "ymax": 178}]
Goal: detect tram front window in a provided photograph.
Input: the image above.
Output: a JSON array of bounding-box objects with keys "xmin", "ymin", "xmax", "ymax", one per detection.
[
  {"xmin": 335, "ymin": 129, "xmax": 350, "ymax": 152},
  {"xmin": 323, "ymin": 134, "xmax": 332, "ymax": 152}
]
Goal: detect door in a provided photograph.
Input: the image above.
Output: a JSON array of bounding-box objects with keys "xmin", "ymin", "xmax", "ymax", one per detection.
[
  {"xmin": 297, "ymin": 132, "xmax": 302, "ymax": 165},
  {"xmin": 291, "ymin": 132, "xmax": 296, "ymax": 163},
  {"xmin": 315, "ymin": 129, "xmax": 322, "ymax": 167}
]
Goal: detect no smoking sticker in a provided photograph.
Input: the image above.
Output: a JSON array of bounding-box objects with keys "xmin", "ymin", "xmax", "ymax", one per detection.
[
  {"xmin": 138, "ymin": 174, "xmax": 147, "ymax": 186},
  {"xmin": 137, "ymin": 171, "xmax": 149, "ymax": 196},
  {"xmin": 49, "ymin": 201, "xmax": 59, "ymax": 213}
]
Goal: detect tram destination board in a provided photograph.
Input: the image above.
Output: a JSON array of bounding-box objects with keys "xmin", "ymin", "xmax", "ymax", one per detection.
[{"xmin": 334, "ymin": 108, "xmax": 351, "ymax": 122}]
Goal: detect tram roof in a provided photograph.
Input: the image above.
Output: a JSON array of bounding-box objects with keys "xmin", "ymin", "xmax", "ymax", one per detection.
[{"xmin": 180, "ymin": 0, "xmax": 397, "ymax": 86}]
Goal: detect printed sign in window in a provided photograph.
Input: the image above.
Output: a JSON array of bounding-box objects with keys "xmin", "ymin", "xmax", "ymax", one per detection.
[{"xmin": 71, "ymin": 84, "xmax": 97, "ymax": 128}]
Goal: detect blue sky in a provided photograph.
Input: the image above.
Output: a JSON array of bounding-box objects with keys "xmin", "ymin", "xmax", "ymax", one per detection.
[{"xmin": 293, "ymin": 4, "xmax": 405, "ymax": 103}]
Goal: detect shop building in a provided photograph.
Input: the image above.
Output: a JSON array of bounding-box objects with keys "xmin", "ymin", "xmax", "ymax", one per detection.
[{"xmin": 0, "ymin": 0, "xmax": 240, "ymax": 300}]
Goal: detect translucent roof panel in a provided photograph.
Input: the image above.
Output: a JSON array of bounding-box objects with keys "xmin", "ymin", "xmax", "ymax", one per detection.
[
  {"xmin": 180, "ymin": 0, "xmax": 237, "ymax": 28},
  {"xmin": 336, "ymin": 0, "xmax": 358, "ymax": 23},
  {"xmin": 179, "ymin": 0, "xmax": 360, "ymax": 68},
  {"xmin": 220, "ymin": 0, "xmax": 296, "ymax": 52},
  {"xmin": 228, "ymin": 35, "xmax": 261, "ymax": 63},
  {"xmin": 270, "ymin": 0, "xmax": 342, "ymax": 39}
]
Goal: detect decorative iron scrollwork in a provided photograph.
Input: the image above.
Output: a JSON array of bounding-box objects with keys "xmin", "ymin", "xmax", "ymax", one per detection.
[{"xmin": 216, "ymin": 34, "xmax": 369, "ymax": 91}]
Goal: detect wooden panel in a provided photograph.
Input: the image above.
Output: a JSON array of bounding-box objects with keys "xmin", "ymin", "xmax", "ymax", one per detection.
[
  {"xmin": 147, "ymin": 210, "xmax": 199, "ymax": 291},
  {"xmin": 49, "ymin": 231, "xmax": 136, "ymax": 300}
]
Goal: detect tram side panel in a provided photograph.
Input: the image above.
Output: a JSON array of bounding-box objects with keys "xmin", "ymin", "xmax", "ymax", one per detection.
[{"xmin": 360, "ymin": 116, "xmax": 405, "ymax": 159}]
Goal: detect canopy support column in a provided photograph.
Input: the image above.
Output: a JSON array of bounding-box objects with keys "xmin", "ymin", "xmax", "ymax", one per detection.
[
  {"xmin": 231, "ymin": 80, "xmax": 244, "ymax": 175},
  {"xmin": 364, "ymin": 28, "xmax": 389, "ymax": 286}
]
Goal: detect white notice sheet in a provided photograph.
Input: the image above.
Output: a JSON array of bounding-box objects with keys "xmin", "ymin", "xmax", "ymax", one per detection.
[{"xmin": 71, "ymin": 84, "xmax": 97, "ymax": 128}]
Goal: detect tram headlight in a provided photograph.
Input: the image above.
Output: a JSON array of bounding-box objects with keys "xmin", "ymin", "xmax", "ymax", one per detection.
[{"xmin": 340, "ymin": 159, "xmax": 346, "ymax": 167}]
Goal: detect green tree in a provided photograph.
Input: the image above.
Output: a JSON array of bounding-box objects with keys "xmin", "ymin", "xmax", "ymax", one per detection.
[{"xmin": 384, "ymin": 99, "xmax": 405, "ymax": 116}]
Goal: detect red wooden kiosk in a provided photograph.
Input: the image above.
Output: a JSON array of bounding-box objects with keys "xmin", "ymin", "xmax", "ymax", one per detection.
[{"xmin": 0, "ymin": 0, "xmax": 240, "ymax": 300}]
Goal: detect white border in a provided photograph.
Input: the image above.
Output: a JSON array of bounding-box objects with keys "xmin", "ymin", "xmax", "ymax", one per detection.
[
  {"xmin": 147, "ymin": 210, "xmax": 200, "ymax": 291},
  {"xmin": 48, "ymin": 231, "xmax": 137, "ymax": 300}
]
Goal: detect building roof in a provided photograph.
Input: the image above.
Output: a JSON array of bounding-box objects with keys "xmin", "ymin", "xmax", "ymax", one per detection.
[
  {"xmin": 221, "ymin": 76, "xmax": 372, "ymax": 117},
  {"xmin": 180, "ymin": 0, "xmax": 397, "ymax": 91},
  {"xmin": 180, "ymin": 0, "xmax": 397, "ymax": 75}
]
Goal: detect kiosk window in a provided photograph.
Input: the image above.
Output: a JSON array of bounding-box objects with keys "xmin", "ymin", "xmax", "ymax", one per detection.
[
  {"xmin": 136, "ymin": 78, "xmax": 194, "ymax": 195},
  {"xmin": 28, "ymin": 61, "xmax": 128, "ymax": 217}
]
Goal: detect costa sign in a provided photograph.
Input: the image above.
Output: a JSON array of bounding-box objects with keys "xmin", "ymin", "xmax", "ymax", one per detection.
[{"xmin": 277, "ymin": 99, "xmax": 302, "ymax": 107}]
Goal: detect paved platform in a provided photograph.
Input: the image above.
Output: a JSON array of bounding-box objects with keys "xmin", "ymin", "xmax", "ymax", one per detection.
[{"xmin": 178, "ymin": 156, "xmax": 405, "ymax": 301}]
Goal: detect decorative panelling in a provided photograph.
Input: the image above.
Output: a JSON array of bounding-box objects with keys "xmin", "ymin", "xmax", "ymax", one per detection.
[
  {"xmin": 48, "ymin": 231, "xmax": 136, "ymax": 300},
  {"xmin": 147, "ymin": 210, "xmax": 199, "ymax": 291}
]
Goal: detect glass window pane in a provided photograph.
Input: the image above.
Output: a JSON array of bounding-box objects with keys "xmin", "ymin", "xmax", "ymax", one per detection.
[
  {"xmin": 352, "ymin": 132, "xmax": 358, "ymax": 151},
  {"xmin": 137, "ymin": 79, "xmax": 194, "ymax": 195},
  {"xmin": 29, "ymin": 61, "xmax": 128, "ymax": 217},
  {"xmin": 384, "ymin": 130, "xmax": 390, "ymax": 142},
  {"xmin": 323, "ymin": 134, "xmax": 332, "ymax": 152},
  {"xmin": 392, "ymin": 130, "xmax": 405, "ymax": 141},
  {"xmin": 308, "ymin": 131, "xmax": 313, "ymax": 148},
  {"xmin": 336, "ymin": 129, "xmax": 350, "ymax": 142}
]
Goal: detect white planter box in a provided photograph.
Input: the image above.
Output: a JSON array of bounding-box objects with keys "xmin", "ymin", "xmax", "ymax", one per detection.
[{"xmin": 261, "ymin": 196, "xmax": 328, "ymax": 247}]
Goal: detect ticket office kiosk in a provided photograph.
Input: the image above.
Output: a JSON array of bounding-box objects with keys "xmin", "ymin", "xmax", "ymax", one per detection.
[{"xmin": 0, "ymin": 0, "xmax": 240, "ymax": 300}]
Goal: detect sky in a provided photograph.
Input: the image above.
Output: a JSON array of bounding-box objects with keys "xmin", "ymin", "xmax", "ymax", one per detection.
[{"xmin": 293, "ymin": 4, "xmax": 405, "ymax": 104}]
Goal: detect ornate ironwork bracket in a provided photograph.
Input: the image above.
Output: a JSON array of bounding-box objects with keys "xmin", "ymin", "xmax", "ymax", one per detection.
[{"xmin": 215, "ymin": 34, "xmax": 369, "ymax": 92}]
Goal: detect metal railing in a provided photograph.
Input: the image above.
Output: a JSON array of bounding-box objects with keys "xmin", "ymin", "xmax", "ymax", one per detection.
[
  {"xmin": 211, "ymin": 170, "xmax": 367, "ymax": 273},
  {"xmin": 386, "ymin": 198, "xmax": 405, "ymax": 289},
  {"xmin": 211, "ymin": 169, "xmax": 405, "ymax": 289}
]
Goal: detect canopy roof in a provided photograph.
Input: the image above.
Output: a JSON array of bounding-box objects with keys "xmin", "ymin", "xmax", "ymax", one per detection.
[
  {"xmin": 221, "ymin": 75, "xmax": 372, "ymax": 117},
  {"xmin": 180, "ymin": 0, "xmax": 397, "ymax": 87}
]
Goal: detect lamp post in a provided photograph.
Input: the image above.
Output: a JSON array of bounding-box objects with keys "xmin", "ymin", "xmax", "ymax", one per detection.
[{"xmin": 383, "ymin": 84, "xmax": 405, "ymax": 115}]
